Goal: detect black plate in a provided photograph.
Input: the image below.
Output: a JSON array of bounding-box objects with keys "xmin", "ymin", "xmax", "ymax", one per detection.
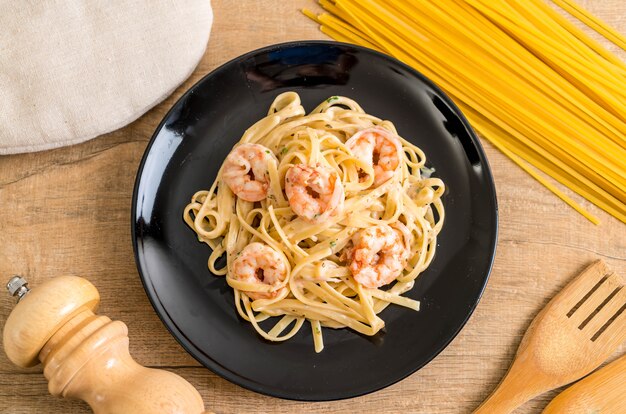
[{"xmin": 132, "ymin": 41, "xmax": 498, "ymax": 401}]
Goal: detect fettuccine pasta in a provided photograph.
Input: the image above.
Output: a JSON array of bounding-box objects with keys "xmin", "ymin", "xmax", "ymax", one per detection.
[{"xmin": 184, "ymin": 92, "xmax": 445, "ymax": 352}]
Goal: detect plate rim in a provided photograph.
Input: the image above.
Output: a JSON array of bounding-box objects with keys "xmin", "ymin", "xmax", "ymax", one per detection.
[{"xmin": 131, "ymin": 40, "xmax": 499, "ymax": 401}]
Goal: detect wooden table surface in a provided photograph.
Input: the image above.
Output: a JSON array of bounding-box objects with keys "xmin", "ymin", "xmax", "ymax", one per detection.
[{"xmin": 1, "ymin": 1, "xmax": 624, "ymax": 413}]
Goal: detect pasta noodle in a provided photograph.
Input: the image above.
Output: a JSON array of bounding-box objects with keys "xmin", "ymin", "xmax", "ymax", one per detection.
[
  {"xmin": 303, "ymin": 0, "xmax": 626, "ymax": 225},
  {"xmin": 552, "ymin": 0, "xmax": 626, "ymax": 51},
  {"xmin": 184, "ymin": 92, "xmax": 445, "ymax": 352}
]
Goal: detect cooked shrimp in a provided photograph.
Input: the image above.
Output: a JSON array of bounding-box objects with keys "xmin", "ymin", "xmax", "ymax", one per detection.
[
  {"xmin": 222, "ymin": 143, "xmax": 276, "ymax": 202},
  {"xmin": 347, "ymin": 224, "xmax": 409, "ymax": 288},
  {"xmin": 345, "ymin": 127, "xmax": 402, "ymax": 187},
  {"xmin": 285, "ymin": 163, "xmax": 344, "ymax": 223},
  {"xmin": 391, "ymin": 221, "xmax": 412, "ymax": 252},
  {"xmin": 231, "ymin": 242, "xmax": 288, "ymax": 300}
]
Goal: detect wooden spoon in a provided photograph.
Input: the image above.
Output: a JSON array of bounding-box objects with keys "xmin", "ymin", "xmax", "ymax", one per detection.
[
  {"xmin": 542, "ymin": 354, "xmax": 626, "ymax": 413},
  {"xmin": 474, "ymin": 260, "xmax": 626, "ymax": 413}
]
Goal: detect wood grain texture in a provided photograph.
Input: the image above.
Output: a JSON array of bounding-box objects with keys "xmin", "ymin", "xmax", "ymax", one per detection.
[{"xmin": 0, "ymin": 0, "xmax": 624, "ymax": 413}]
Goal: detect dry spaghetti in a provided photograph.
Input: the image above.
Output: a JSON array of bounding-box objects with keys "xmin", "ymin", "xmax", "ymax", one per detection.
[{"xmin": 304, "ymin": 0, "xmax": 626, "ymax": 225}]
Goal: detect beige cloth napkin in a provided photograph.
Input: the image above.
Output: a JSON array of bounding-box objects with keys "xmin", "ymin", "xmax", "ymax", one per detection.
[{"xmin": 0, "ymin": 0, "xmax": 213, "ymax": 155}]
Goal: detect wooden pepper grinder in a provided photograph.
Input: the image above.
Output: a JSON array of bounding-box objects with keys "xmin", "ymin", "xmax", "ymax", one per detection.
[{"xmin": 2, "ymin": 275, "xmax": 211, "ymax": 414}]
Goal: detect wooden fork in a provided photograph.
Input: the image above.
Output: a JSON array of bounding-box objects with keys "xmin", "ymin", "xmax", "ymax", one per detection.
[{"xmin": 474, "ymin": 260, "xmax": 626, "ymax": 413}]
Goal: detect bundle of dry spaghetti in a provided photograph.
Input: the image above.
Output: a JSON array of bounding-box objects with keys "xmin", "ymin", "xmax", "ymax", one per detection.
[{"xmin": 303, "ymin": 0, "xmax": 626, "ymax": 224}]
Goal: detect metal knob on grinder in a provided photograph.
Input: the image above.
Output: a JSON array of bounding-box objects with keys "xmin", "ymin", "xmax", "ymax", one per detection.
[{"xmin": 6, "ymin": 276, "xmax": 29, "ymax": 302}]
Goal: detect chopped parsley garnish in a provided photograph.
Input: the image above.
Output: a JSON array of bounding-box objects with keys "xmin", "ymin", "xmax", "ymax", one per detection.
[
  {"xmin": 326, "ymin": 96, "xmax": 339, "ymax": 103},
  {"xmin": 265, "ymin": 150, "xmax": 271, "ymax": 154},
  {"xmin": 280, "ymin": 147, "xmax": 288, "ymax": 155},
  {"xmin": 420, "ymin": 166, "xmax": 436, "ymax": 178},
  {"xmin": 330, "ymin": 240, "xmax": 337, "ymax": 248}
]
